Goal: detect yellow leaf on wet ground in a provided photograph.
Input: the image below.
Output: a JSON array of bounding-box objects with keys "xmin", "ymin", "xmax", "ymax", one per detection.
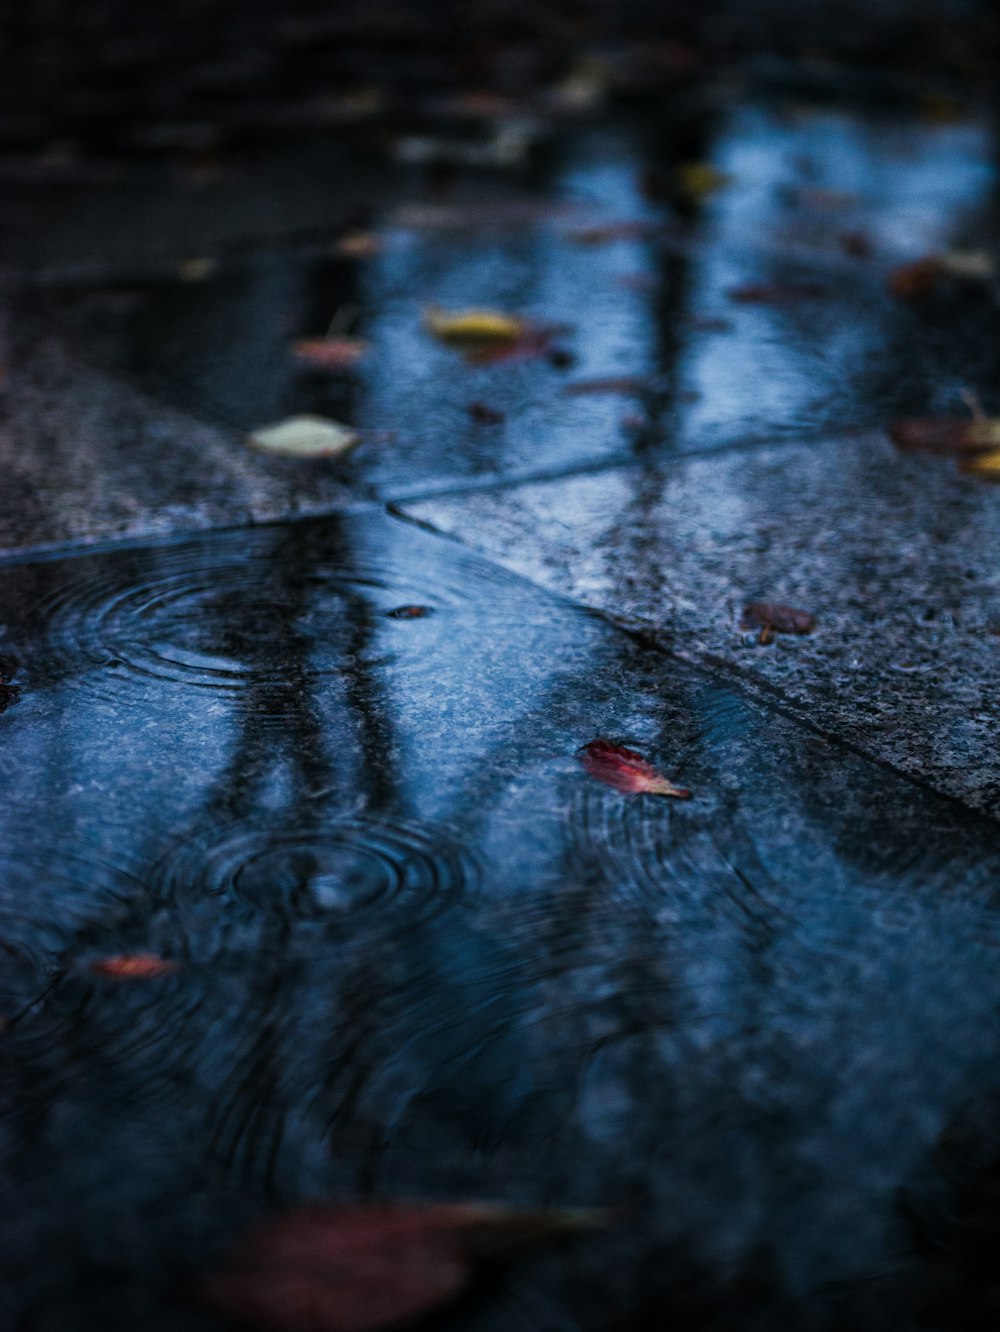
[
  {"xmin": 248, "ymin": 416, "xmax": 360, "ymax": 458},
  {"xmin": 961, "ymin": 448, "xmax": 1000, "ymax": 478},
  {"xmin": 423, "ymin": 305, "xmax": 524, "ymax": 349}
]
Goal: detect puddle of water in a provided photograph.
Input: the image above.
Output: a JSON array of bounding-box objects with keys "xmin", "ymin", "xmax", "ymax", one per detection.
[
  {"xmin": 32, "ymin": 93, "xmax": 996, "ymax": 520},
  {"xmin": 2, "ymin": 511, "xmax": 1000, "ymax": 1326}
]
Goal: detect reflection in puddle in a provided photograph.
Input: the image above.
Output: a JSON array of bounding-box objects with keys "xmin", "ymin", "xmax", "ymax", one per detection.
[
  {"xmin": 43, "ymin": 95, "xmax": 998, "ymax": 511},
  {"xmin": 2, "ymin": 511, "xmax": 1000, "ymax": 1326}
]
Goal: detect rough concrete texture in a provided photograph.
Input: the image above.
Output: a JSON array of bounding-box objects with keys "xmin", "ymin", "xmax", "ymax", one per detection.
[{"xmin": 402, "ymin": 430, "xmax": 1000, "ymax": 815}]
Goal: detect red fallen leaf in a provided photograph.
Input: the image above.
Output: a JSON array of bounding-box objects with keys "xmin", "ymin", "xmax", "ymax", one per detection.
[
  {"xmin": 740, "ymin": 602, "xmax": 816, "ymax": 636},
  {"xmin": 466, "ymin": 401, "xmax": 505, "ymax": 425},
  {"xmin": 562, "ymin": 376, "xmax": 645, "ymax": 396},
  {"xmin": 887, "ymin": 256, "xmax": 944, "ymax": 301},
  {"xmin": 292, "ymin": 338, "xmax": 368, "ymax": 371},
  {"xmin": 198, "ymin": 1202, "xmax": 601, "ymax": 1332},
  {"xmin": 888, "ymin": 251, "xmax": 996, "ymax": 301},
  {"xmin": 90, "ymin": 954, "xmax": 180, "ymax": 979},
  {"xmin": 468, "ymin": 325, "xmax": 570, "ymax": 368},
  {"xmin": 888, "ymin": 418, "xmax": 985, "ymax": 454},
  {"xmin": 726, "ymin": 282, "xmax": 827, "ymax": 304},
  {"xmin": 579, "ymin": 739, "xmax": 691, "ymax": 799},
  {"xmin": 386, "ymin": 605, "xmax": 432, "ymax": 619}
]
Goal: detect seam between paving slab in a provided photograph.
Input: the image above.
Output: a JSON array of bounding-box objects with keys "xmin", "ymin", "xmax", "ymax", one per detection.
[
  {"xmin": 383, "ymin": 502, "xmax": 1000, "ymax": 831},
  {"xmin": 0, "ymin": 416, "xmax": 880, "ymax": 567}
]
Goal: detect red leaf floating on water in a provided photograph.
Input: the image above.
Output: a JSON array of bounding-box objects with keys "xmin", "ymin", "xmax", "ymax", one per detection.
[
  {"xmin": 90, "ymin": 954, "xmax": 180, "ymax": 979},
  {"xmin": 887, "ymin": 256, "xmax": 944, "ymax": 301},
  {"xmin": 466, "ymin": 324, "xmax": 567, "ymax": 367},
  {"xmin": 579, "ymin": 739, "xmax": 691, "ymax": 799},
  {"xmin": 199, "ymin": 1202, "xmax": 601, "ymax": 1332},
  {"xmin": 888, "ymin": 412, "xmax": 1000, "ymax": 456},
  {"xmin": 292, "ymin": 338, "xmax": 368, "ymax": 371},
  {"xmin": 740, "ymin": 602, "xmax": 816, "ymax": 635}
]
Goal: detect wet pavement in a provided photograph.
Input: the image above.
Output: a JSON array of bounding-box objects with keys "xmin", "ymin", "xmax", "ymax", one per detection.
[{"xmin": 2, "ymin": 12, "xmax": 1000, "ymax": 1330}]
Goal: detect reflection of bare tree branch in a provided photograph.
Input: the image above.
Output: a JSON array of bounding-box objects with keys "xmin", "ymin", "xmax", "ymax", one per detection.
[{"xmin": 195, "ymin": 519, "xmax": 397, "ymax": 825}]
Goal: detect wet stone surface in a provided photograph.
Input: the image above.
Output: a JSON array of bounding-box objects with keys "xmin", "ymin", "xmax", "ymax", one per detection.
[
  {"xmin": 402, "ymin": 431, "xmax": 1000, "ymax": 817},
  {"xmin": 2, "ymin": 14, "xmax": 1000, "ymax": 1330},
  {"xmin": 3, "ymin": 94, "xmax": 999, "ymax": 552},
  {"xmin": 2, "ymin": 512, "xmax": 1000, "ymax": 1329}
]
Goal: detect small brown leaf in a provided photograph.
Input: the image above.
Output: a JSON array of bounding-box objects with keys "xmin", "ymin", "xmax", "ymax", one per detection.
[
  {"xmin": 887, "ymin": 256, "xmax": 945, "ymax": 301},
  {"xmin": 198, "ymin": 1202, "xmax": 602, "ymax": 1332},
  {"xmin": 740, "ymin": 602, "xmax": 816, "ymax": 635},
  {"xmin": 579, "ymin": 739, "xmax": 691, "ymax": 799},
  {"xmin": 890, "ymin": 397, "xmax": 1000, "ymax": 454},
  {"xmin": 90, "ymin": 954, "xmax": 180, "ymax": 980},
  {"xmin": 292, "ymin": 338, "xmax": 368, "ymax": 371},
  {"xmin": 889, "ymin": 418, "xmax": 980, "ymax": 454}
]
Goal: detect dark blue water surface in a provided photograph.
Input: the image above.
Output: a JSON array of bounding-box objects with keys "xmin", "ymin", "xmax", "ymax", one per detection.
[{"xmin": 1, "ymin": 510, "xmax": 1000, "ymax": 1329}]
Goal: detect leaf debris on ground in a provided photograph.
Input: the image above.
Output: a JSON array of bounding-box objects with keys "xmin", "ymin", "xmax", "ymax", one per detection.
[
  {"xmin": 248, "ymin": 416, "xmax": 361, "ymax": 458},
  {"xmin": 740, "ymin": 602, "xmax": 816, "ymax": 642},
  {"xmin": 579, "ymin": 738, "xmax": 691, "ymax": 798},
  {"xmin": 89, "ymin": 954, "xmax": 181, "ymax": 979},
  {"xmin": 198, "ymin": 1201, "xmax": 604, "ymax": 1332},
  {"xmin": 291, "ymin": 337, "xmax": 369, "ymax": 371}
]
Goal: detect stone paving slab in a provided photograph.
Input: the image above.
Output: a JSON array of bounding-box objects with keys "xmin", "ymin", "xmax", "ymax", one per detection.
[
  {"xmin": 0, "ymin": 318, "xmax": 369, "ymax": 554},
  {"xmin": 2, "ymin": 98, "xmax": 996, "ymax": 557},
  {"xmin": 3, "ymin": 510, "xmax": 1000, "ymax": 1329},
  {"xmin": 401, "ymin": 430, "xmax": 1000, "ymax": 817}
]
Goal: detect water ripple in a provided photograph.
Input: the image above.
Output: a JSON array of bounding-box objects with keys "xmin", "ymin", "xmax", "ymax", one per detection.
[
  {"xmin": 34, "ymin": 531, "xmax": 510, "ymax": 700},
  {"xmin": 153, "ymin": 816, "xmax": 478, "ymax": 928}
]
